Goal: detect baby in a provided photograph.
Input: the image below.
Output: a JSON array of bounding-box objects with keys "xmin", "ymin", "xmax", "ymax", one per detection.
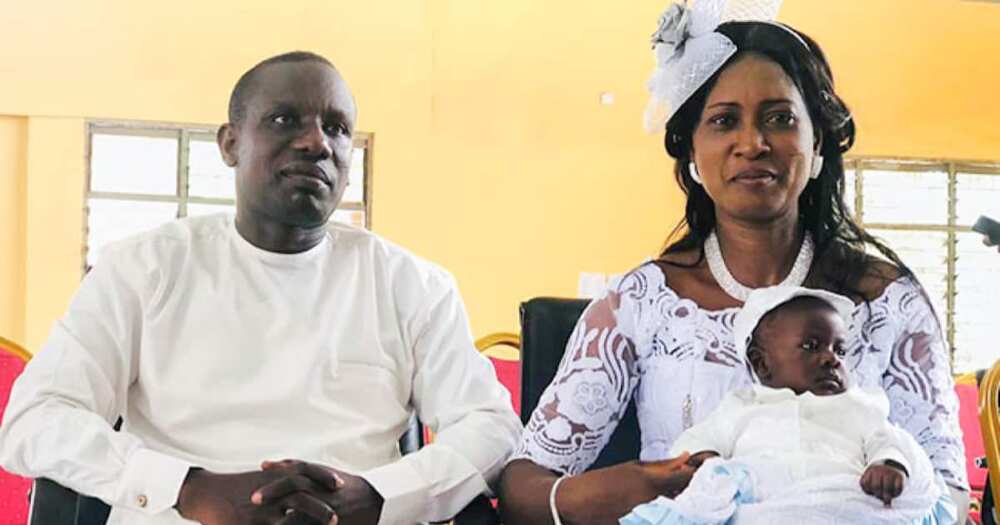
[{"xmin": 621, "ymin": 286, "xmax": 955, "ymax": 525}]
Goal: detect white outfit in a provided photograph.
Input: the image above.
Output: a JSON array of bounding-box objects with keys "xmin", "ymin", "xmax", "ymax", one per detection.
[
  {"xmin": 513, "ymin": 262, "xmax": 967, "ymax": 491},
  {"xmin": 670, "ymin": 386, "xmax": 917, "ymax": 487},
  {"xmin": 729, "ymin": 285, "xmax": 856, "ymax": 363},
  {"xmin": 620, "ymin": 386, "xmax": 950, "ymax": 524},
  {"xmin": 0, "ymin": 214, "xmax": 521, "ymax": 525}
]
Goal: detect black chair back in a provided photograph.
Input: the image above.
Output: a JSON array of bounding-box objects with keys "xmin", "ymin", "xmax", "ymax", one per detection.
[{"xmin": 519, "ymin": 297, "xmax": 641, "ymax": 470}]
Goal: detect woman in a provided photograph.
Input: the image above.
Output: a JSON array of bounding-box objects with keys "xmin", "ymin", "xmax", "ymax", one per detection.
[{"xmin": 498, "ymin": 4, "xmax": 969, "ymax": 524}]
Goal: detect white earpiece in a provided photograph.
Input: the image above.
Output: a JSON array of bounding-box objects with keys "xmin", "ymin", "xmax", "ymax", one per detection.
[
  {"xmin": 810, "ymin": 154, "xmax": 824, "ymax": 179},
  {"xmin": 688, "ymin": 161, "xmax": 703, "ymax": 185}
]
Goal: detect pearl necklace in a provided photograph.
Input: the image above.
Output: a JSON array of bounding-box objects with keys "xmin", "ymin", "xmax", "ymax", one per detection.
[{"xmin": 704, "ymin": 231, "xmax": 815, "ymax": 302}]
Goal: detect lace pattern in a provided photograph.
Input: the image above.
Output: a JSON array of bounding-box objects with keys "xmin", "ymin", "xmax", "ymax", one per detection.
[{"xmin": 513, "ymin": 262, "xmax": 968, "ymax": 490}]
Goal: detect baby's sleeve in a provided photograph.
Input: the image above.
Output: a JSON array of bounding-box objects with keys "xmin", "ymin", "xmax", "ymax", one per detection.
[{"xmin": 857, "ymin": 388, "xmax": 932, "ymax": 480}]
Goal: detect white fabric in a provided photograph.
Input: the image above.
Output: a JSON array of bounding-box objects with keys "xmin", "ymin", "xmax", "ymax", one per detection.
[
  {"xmin": 513, "ymin": 262, "xmax": 968, "ymax": 491},
  {"xmin": 731, "ymin": 285, "xmax": 856, "ymax": 360},
  {"xmin": 645, "ymin": 0, "xmax": 783, "ymax": 131},
  {"xmin": 622, "ymin": 387, "xmax": 950, "ymax": 522},
  {"xmin": 0, "ymin": 213, "xmax": 521, "ymax": 525},
  {"xmin": 731, "ymin": 472, "xmax": 944, "ymax": 524},
  {"xmin": 637, "ymin": 460, "xmax": 756, "ymax": 524},
  {"xmin": 721, "ymin": 0, "xmax": 782, "ymax": 22},
  {"xmin": 631, "ymin": 456, "xmax": 946, "ymax": 524},
  {"xmin": 669, "ymin": 386, "xmax": 917, "ymax": 486}
]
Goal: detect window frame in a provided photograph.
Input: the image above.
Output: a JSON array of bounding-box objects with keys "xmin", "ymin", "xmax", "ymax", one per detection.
[{"xmin": 845, "ymin": 155, "xmax": 1000, "ymax": 370}]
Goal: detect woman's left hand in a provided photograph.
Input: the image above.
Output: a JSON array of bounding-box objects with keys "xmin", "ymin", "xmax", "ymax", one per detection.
[
  {"xmin": 637, "ymin": 453, "xmax": 698, "ymax": 498},
  {"xmin": 685, "ymin": 451, "xmax": 720, "ymax": 469}
]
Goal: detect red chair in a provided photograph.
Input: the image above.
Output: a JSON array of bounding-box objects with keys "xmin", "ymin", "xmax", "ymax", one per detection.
[
  {"xmin": 475, "ymin": 333, "xmax": 521, "ymax": 416},
  {"xmin": 0, "ymin": 336, "xmax": 32, "ymax": 523},
  {"xmin": 981, "ymin": 360, "xmax": 1000, "ymax": 525},
  {"xmin": 418, "ymin": 333, "xmax": 521, "ymax": 449},
  {"xmin": 956, "ymin": 370, "xmax": 1000, "ymax": 525}
]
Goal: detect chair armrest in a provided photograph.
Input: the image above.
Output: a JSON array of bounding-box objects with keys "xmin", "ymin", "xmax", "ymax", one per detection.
[
  {"xmin": 29, "ymin": 478, "xmax": 79, "ymax": 524},
  {"xmin": 29, "ymin": 478, "xmax": 111, "ymax": 525}
]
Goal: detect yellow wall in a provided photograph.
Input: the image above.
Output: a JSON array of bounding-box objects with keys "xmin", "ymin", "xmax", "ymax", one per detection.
[
  {"xmin": 782, "ymin": 0, "xmax": 1000, "ymax": 159},
  {"xmin": 0, "ymin": 0, "xmax": 998, "ymax": 351},
  {"xmin": 21, "ymin": 119, "xmax": 87, "ymax": 350},
  {"xmin": 0, "ymin": 117, "xmax": 28, "ymax": 344}
]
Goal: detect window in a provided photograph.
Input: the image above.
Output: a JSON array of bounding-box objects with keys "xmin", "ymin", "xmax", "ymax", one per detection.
[
  {"xmin": 845, "ymin": 157, "xmax": 1000, "ymax": 373},
  {"xmin": 84, "ymin": 122, "xmax": 373, "ymax": 269}
]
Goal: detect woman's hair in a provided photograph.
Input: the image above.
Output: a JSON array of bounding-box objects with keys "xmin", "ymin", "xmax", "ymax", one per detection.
[{"xmin": 660, "ymin": 21, "xmax": 911, "ymax": 300}]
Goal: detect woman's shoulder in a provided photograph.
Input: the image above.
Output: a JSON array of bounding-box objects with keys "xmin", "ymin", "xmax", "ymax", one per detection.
[
  {"xmin": 854, "ymin": 257, "xmax": 907, "ymax": 301},
  {"xmin": 651, "ymin": 248, "xmax": 743, "ymax": 311},
  {"xmin": 601, "ymin": 260, "xmax": 687, "ymax": 331},
  {"xmin": 615, "ymin": 259, "xmax": 676, "ymax": 297},
  {"xmin": 654, "ymin": 247, "xmax": 709, "ymax": 276},
  {"xmin": 817, "ymin": 249, "xmax": 914, "ymax": 303},
  {"xmin": 842, "ymin": 257, "xmax": 942, "ymax": 339},
  {"xmin": 615, "ymin": 254, "xmax": 720, "ymax": 307}
]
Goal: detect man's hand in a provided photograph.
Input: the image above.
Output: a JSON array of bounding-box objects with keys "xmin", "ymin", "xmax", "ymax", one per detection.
[
  {"xmin": 253, "ymin": 459, "xmax": 384, "ymax": 525},
  {"xmin": 174, "ymin": 468, "xmax": 294, "ymax": 525},
  {"xmin": 860, "ymin": 461, "xmax": 907, "ymax": 507},
  {"xmin": 636, "ymin": 452, "xmax": 697, "ymax": 499}
]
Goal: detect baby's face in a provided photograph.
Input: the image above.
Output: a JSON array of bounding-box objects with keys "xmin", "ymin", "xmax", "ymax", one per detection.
[{"xmin": 751, "ymin": 301, "xmax": 849, "ymax": 396}]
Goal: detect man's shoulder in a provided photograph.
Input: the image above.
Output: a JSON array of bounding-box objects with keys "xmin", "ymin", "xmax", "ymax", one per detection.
[
  {"xmin": 98, "ymin": 214, "xmax": 230, "ymax": 265},
  {"xmin": 327, "ymin": 222, "xmax": 454, "ymax": 287}
]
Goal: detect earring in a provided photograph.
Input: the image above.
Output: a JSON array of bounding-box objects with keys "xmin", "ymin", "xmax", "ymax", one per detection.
[
  {"xmin": 810, "ymin": 154, "xmax": 824, "ymax": 179},
  {"xmin": 688, "ymin": 161, "xmax": 703, "ymax": 185}
]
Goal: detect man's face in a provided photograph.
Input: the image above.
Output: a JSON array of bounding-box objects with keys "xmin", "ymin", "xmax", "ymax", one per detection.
[
  {"xmin": 219, "ymin": 60, "xmax": 357, "ymax": 229},
  {"xmin": 749, "ymin": 299, "xmax": 849, "ymax": 396}
]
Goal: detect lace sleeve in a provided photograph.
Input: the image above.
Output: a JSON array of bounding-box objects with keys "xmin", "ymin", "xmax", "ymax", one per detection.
[
  {"xmin": 510, "ymin": 286, "xmax": 641, "ymax": 475},
  {"xmin": 882, "ymin": 279, "xmax": 969, "ymax": 490}
]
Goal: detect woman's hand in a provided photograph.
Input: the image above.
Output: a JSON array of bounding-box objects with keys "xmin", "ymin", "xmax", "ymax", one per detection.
[
  {"xmin": 685, "ymin": 450, "xmax": 720, "ymax": 470},
  {"xmin": 499, "ymin": 456, "xmax": 696, "ymax": 525},
  {"xmin": 635, "ymin": 453, "xmax": 697, "ymax": 498}
]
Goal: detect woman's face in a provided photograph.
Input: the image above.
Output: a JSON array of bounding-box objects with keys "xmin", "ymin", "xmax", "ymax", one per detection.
[{"xmin": 691, "ymin": 53, "xmax": 817, "ymax": 224}]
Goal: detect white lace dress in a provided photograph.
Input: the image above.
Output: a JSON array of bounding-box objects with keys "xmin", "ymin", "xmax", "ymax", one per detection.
[{"xmin": 512, "ymin": 262, "xmax": 969, "ymax": 490}]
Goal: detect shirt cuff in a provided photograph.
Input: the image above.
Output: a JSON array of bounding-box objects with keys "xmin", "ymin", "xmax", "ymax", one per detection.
[
  {"xmin": 867, "ymin": 447, "xmax": 911, "ymax": 477},
  {"xmin": 115, "ymin": 447, "xmax": 192, "ymax": 514},
  {"xmin": 361, "ymin": 458, "xmax": 430, "ymax": 525}
]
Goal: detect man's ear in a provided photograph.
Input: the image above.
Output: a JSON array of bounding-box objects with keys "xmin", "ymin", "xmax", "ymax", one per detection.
[
  {"xmin": 747, "ymin": 344, "xmax": 770, "ymax": 381},
  {"xmin": 217, "ymin": 123, "xmax": 238, "ymax": 168}
]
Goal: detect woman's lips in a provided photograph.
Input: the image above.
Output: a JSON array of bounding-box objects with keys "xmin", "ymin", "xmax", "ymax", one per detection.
[{"xmin": 732, "ymin": 169, "xmax": 778, "ymax": 183}]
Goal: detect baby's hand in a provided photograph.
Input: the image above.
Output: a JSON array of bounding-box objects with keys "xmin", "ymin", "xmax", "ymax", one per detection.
[
  {"xmin": 860, "ymin": 461, "xmax": 907, "ymax": 507},
  {"xmin": 686, "ymin": 451, "xmax": 720, "ymax": 469}
]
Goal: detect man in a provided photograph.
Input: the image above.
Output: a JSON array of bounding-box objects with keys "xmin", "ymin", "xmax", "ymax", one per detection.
[{"xmin": 0, "ymin": 51, "xmax": 521, "ymax": 525}]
